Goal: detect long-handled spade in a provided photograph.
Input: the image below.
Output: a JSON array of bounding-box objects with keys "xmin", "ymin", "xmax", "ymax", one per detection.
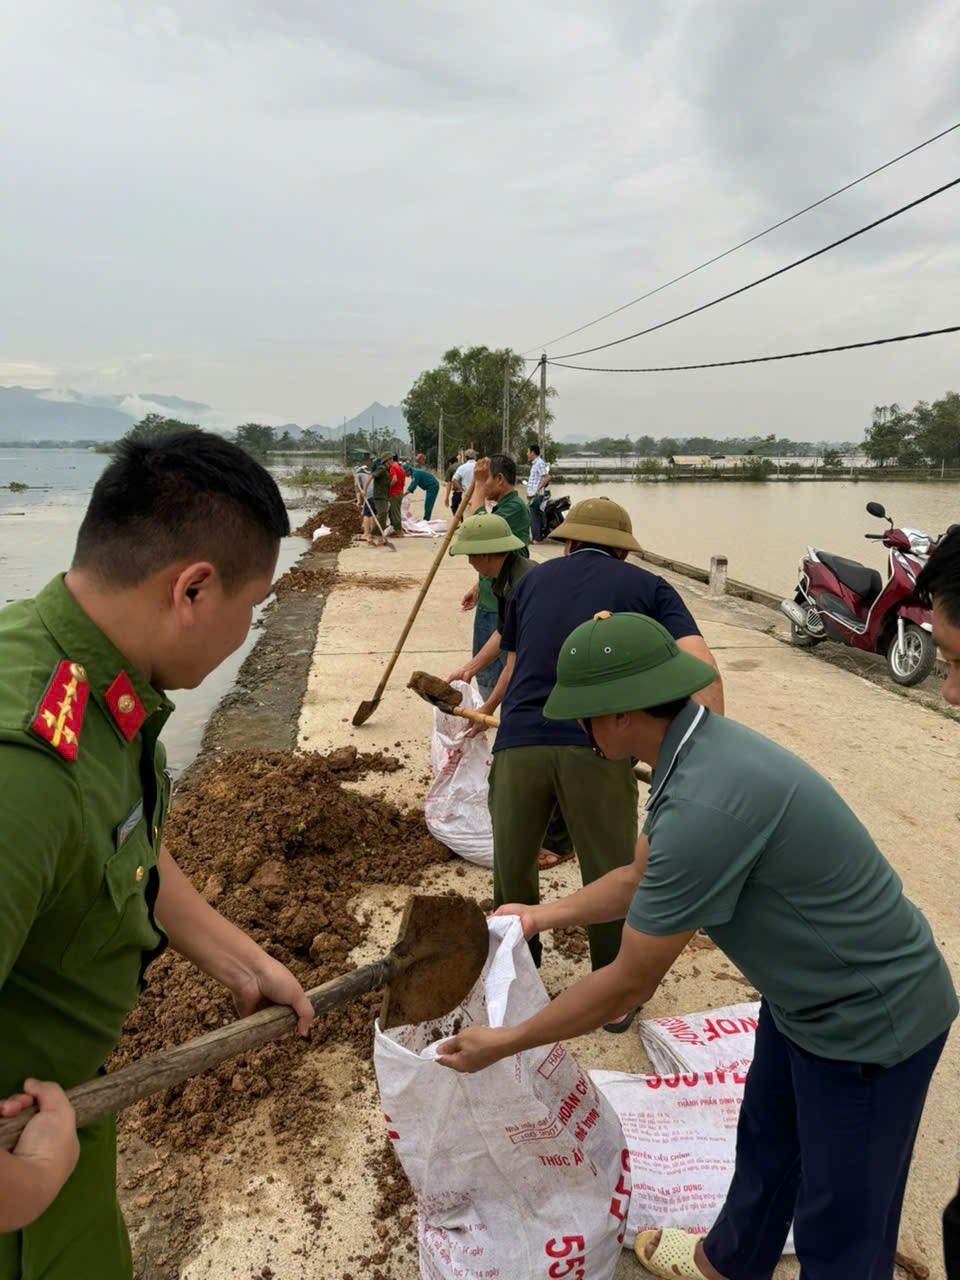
[
  {"xmin": 352, "ymin": 479, "xmax": 476, "ymax": 726},
  {"xmin": 0, "ymin": 894, "xmax": 488, "ymax": 1151},
  {"xmin": 408, "ymin": 671, "xmax": 499, "ymax": 729}
]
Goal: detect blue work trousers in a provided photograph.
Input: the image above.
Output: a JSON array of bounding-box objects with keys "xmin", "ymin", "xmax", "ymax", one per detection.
[
  {"xmin": 704, "ymin": 1002, "xmax": 948, "ymax": 1280},
  {"xmin": 473, "ymin": 607, "xmax": 504, "ymax": 699},
  {"xmin": 528, "ymin": 493, "xmax": 545, "ymax": 542}
]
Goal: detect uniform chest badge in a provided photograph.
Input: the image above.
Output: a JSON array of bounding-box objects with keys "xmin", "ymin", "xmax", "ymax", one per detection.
[
  {"xmin": 105, "ymin": 671, "xmax": 146, "ymax": 741},
  {"xmin": 31, "ymin": 661, "xmax": 90, "ymax": 762}
]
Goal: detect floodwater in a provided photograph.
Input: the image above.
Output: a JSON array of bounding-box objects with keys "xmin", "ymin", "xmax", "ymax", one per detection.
[
  {"xmin": 557, "ymin": 478, "xmax": 959, "ymax": 594},
  {"xmin": 0, "ymin": 447, "xmax": 306, "ymax": 775}
]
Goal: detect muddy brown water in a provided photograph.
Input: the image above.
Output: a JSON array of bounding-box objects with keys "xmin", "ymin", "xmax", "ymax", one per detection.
[{"xmin": 555, "ymin": 479, "xmax": 958, "ymax": 593}]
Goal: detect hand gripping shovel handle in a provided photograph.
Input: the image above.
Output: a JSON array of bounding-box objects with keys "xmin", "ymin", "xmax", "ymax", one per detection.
[
  {"xmin": 451, "ymin": 707, "xmax": 499, "ymax": 728},
  {"xmin": 0, "ymin": 953, "xmax": 406, "ymax": 1150}
]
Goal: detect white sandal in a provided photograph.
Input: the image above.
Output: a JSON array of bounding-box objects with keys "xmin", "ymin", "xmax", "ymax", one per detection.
[{"xmin": 635, "ymin": 1229, "xmax": 708, "ymax": 1278}]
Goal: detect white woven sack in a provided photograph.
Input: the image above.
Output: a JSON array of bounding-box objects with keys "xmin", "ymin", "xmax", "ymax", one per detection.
[
  {"xmin": 374, "ymin": 918, "xmax": 630, "ymax": 1280},
  {"xmin": 423, "ymin": 680, "xmax": 494, "ymax": 867}
]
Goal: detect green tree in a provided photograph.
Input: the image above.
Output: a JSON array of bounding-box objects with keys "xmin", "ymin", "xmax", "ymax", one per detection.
[
  {"xmin": 122, "ymin": 412, "xmax": 199, "ymax": 444},
  {"xmin": 235, "ymin": 423, "xmax": 276, "ymax": 462},
  {"xmin": 863, "ymin": 404, "xmax": 913, "ymax": 467},
  {"xmin": 914, "ymin": 392, "xmax": 960, "ymax": 466},
  {"xmin": 403, "ymin": 347, "xmax": 554, "ymax": 463},
  {"xmin": 821, "ymin": 448, "xmax": 842, "ymax": 470}
]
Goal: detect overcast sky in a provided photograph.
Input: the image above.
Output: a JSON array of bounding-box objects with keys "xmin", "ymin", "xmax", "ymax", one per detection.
[{"xmin": 1, "ymin": 0, "xmax": 958, "ymax": 440}]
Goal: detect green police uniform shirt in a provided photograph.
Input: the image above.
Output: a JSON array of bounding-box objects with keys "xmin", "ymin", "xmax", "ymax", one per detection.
[
  {"xmin": 0, "ymin": 575, "xmax": 173, "ymax": 1277},
  {"xmin": 627, "ymin": 702, "xmax": 958, "ymax": 1067},
  {"xmin": 476, "ymin": 489, "xmax": 530, "ymax": 614}
]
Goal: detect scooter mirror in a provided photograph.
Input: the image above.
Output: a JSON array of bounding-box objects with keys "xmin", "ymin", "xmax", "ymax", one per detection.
[{"xmin": 866, "ymin": 502, "xmax": 886, "ymax": 519}]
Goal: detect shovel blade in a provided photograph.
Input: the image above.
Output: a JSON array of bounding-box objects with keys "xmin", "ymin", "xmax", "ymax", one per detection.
[
  {"xmin": 381, "ymin": 894, "xmax": 489, "ymax": 1030},
  {"xmin": 351, "ymin": 698, "xmax": 380, "ymax": 726}
]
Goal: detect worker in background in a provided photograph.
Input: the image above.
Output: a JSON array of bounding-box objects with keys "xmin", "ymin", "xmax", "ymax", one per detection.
[
  {"xmin": 403, "ymin": 464, "xmax": 440, "ymax": 521},
  {"xmin": 387, "ymin": 454, "xmax": 406, "ymax": 537},
  {"xmin": 443, "ymin": 457, "xmax": 462, "ymax": 514},
  {"xmin": 525, "ymin": 443, "xmax": 550, "ymax": 543}
]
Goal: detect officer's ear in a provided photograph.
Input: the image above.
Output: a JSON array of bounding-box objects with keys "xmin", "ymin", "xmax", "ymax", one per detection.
[{"xmin": 170, "ymin": 563, "xmax": 217, "ymax": 621}]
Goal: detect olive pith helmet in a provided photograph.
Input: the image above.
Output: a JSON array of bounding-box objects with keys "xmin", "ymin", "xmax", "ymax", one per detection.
[
  {"xmin": 449, "ymin": 513, "xmax": 525, "ymax": 556},
  {"xmin": 548, "ymin": 496, "xmax": 642, "ymax": 553},
  {"xmin": 544, "ymin": 612, "xmax": 716, "ymax": 720}
]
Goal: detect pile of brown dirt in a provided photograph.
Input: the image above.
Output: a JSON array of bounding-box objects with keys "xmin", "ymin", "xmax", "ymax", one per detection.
[
  {"xmin": 336, "ymin": 573, "xmax": 417, "ymax": 592},
  {"xmin": 272, "ymin": 563, "xmax": 336, "ymax": 599},
  {"xmin": 113, "ymin": 747, "xmax": 453, "ymax": 1152},
  {"xmin": 295, "ymin": 474, "xmax": 365, "ymax": 547}
]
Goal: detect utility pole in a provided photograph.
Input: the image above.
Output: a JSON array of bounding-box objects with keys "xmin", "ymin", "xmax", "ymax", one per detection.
[
  {"xmin": 502, "ymin": 358, "xmax": 510, "ymax": 453},
  {"xmin": 437, "ymin": 408, "xmax": 444, "ymax": 473},
  {"xmin": 538, "ymin": 352, "xmax": 547, "ymax": 453}
]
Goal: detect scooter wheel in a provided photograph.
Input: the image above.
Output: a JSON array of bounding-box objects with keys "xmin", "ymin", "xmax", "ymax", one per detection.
[
  {"xmin": 886, "ymin": 623, "xmax": 936, "ymax": 686},
  {"xmin": 790, "ymin": 621, "xmax": 819, "ymax": 647}
]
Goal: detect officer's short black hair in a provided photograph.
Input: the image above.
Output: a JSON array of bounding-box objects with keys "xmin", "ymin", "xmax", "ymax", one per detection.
[
  {"xmin": 488, "ymin": 454, "xmax": 516, "ymax": 485},
  {"xmin": 528, "ymin": 443, "xmax": 541, "ymax": 456},
  {"xmin": 73, "ymin": 431, "xmax": 290, "ymax": 592},
  {"xmin": 916, "ymin": 526, "xmax": 960, "ymax": 626}
]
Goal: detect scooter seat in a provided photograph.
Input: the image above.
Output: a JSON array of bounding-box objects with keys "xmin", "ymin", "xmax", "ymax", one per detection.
[{"xmin": 815, "ymin": 551, "xmax": 883, "ymax": 603}]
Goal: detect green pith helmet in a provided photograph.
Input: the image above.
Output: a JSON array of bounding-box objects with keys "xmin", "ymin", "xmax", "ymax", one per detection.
[
  {"xmin": 449, "ymin": 513, "xmax": 525, "ymax": 556},
  {"xmin": 544, "ymin": 611, "xmax": 715, "ymax": 720},
  {"xmin": 548, "ymin": 496, "xmax": 642, "ymax": 553}
]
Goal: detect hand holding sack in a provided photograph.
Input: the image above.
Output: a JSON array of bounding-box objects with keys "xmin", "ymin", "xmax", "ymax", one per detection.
[{"xmin": 374, "ymin": 918, "xmax": 630, "ymax": 1279}]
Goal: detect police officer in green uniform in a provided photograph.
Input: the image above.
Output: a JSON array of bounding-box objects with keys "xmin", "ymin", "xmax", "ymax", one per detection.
[{"xmin": 0, "ymin": 431, "xmax": 315, "ymax": 1278}]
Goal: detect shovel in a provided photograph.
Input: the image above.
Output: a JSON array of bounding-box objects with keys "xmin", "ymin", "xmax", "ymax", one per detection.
[
  {"xmin": 408, "ymin": 671, "xmax": 499, "ymax": 729},
  {"xmin": 353, "ymin": 479, "xmax": 476, "ymax": 726},
  {"xmin": 0, "ymin": 893, "xmax": 488, "ymax": 1151}
]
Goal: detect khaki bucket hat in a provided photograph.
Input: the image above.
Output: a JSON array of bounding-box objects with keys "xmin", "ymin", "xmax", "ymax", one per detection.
[
  {"xmin": 449, "ymin": 513, "xmax": 525, "ymax": 556},
  {"xmin": 544, "ymin": 612, "xmax": 716, "ymax": 720},
  {"xmin": 548, "ymin": 496, "xmax": 642, "ymax": 553}
]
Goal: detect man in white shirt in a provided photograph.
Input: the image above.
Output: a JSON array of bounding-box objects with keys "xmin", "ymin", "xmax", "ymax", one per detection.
[
  {"xmin": 451, "ymin": 449, "xmax": 477, "ymax": 498},
  {"xmin": 526, "ymin": 444, "xmax": 550, "ymax": 543}
]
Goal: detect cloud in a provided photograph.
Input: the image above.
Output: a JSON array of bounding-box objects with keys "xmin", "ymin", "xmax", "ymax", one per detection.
[{"xmin": 0, "ymin": 0, "xmax": 957, "ymax": 439}]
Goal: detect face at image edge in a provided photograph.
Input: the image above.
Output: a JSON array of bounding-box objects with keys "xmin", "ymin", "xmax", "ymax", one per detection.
[{"xmin": 931, "ymin": 599, "xmax": 960, "ymax": 706}]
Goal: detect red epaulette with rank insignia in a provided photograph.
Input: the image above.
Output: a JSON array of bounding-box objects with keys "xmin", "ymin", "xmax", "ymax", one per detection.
[{"xmin": 31, "ymin": 661, "xmax": 90, "ymax": 762}]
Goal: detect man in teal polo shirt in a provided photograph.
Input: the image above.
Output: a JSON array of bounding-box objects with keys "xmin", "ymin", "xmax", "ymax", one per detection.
[{"xmin": 437, "ymin": 612, "xmax": 957, "ymax": 1280}]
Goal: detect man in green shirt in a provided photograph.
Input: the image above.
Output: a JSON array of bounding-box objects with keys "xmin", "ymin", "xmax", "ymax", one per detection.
[
  {"xmin": 363, "ymin": 453, "xmax": 392, "ymax": 546},
  {"xmin": 437, "ymin": 611, "xmax": 956, "ymax": 1280},
  {"xmin": 456, "ymin": 454, "xmax": 529, "ymax": 701},
  {"xmin": 0, "ymin": 432, "xmax": 314, "ymax": 1278}
]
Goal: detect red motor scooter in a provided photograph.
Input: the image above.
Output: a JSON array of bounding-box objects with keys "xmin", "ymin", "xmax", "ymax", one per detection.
[{"xmin": 780, "ymin": 501, "xmax": 936, "ymax": 686}]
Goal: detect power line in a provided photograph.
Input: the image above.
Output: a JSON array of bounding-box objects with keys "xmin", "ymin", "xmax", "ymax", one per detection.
[
  {"xmin": 549, "ymin": 177, "xmax": 960, "ymax": 359},
  {"xmin": 522, "ymin": 121, "xmax": 960, "ymax": 354},
  {"xmin": 546, "ymin": 324, "xmax": 960, "ymax": 373}
]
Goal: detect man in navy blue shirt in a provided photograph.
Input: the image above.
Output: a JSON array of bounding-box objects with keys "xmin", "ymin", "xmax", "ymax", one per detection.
[{"xmin": 483, "ymin": 497, "xmax": 722, "ymax": 1015}]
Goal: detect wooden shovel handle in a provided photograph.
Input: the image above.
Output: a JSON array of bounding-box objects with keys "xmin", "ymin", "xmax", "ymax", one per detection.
[
  {"xmin": 452, "ymin": 707, "xmax": 499, "ymax": 728},
  {"xmin": 0, "ymin": 953, "xmax": 403, "ymax": 1151},
  {"xmin": 364, "ymin": 479, "xmax": 476, "ymax": 709}
]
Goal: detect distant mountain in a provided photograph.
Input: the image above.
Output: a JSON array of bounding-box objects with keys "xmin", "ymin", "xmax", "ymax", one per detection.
[
  {"xmin": 0, "ymin": 387, "xmax": 134, "ymax": 441},
  {"xmin": 0, "ymin": 385, "xmax": 409, "ymax": 443},
  {"xmin": 141, "ymin": 393, "xmax": 211, "ymax": 415},
  {"xmin": 342, "ymin": 402, "xmax": 408, "ymax": 438}
]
